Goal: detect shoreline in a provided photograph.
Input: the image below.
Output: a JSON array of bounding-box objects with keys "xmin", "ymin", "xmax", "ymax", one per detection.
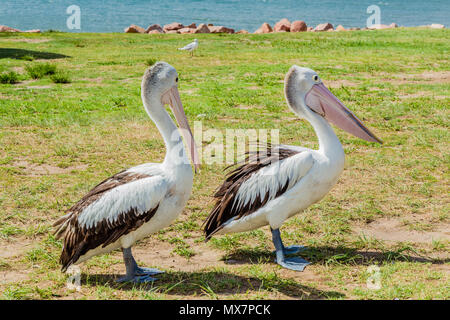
[{"xmin": 0, "ymin": 19, "xmax": 446, "ymax": 35}]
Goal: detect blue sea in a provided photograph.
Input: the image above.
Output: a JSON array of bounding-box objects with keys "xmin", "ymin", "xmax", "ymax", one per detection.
[{"xmin": 0, "ymin": 0, "xmax": 448, "ymax": 32}]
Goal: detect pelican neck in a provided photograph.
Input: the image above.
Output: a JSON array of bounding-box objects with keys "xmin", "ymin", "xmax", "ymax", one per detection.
[
  {"xmin": 306, "ymin": 111, "xmax": 344, "ymax": 159},
  {"xmin": 143, "ymin": 95, "xmax": 190, "ymax": 167}
]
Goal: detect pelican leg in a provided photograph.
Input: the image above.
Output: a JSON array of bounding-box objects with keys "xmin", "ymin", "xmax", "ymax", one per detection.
[
  {"xmin": 116, "ymin": 247, "xmax": 160, "ymax": 283},
  {"xmin": 271, "ymin": 228, "xmax": 310, "ymax": 272},
  {"xmin": 270, "ymin": 230, "xmax": 307, "ymax": 255}
]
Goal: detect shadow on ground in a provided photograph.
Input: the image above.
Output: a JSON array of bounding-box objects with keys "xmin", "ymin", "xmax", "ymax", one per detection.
[
  {"xmin": 221, "ymin": 246, "xmax": 449, "ymax": 266},
  {"xmin": 80, "ymin": 270, "xmax": 345, "ymax": 299},
  {"xmin": 0, "ymin": 48, "xmax": 69, "ymax": 60}
]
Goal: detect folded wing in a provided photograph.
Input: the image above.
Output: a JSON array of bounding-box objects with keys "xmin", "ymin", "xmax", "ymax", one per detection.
[
  {"xmin": 54, "ymin": 170, "xmax": 167, "ymax": 271},
  {"xmin": 204, "ymin": 146, "xmax": 314, "ymax": 240}
]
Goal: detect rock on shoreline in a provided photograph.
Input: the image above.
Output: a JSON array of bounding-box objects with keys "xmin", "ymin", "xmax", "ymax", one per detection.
[
  {"xmin": 209, "ymin": 26, "xmax": 234, "ymax": 34},
  {"xmin": 145, "ymin": 24, "xmax": 164, "ymax": 34},
  {"xmin": 291, "ymin": 21, "xmax": 307, "ymax": 32},
  {"xmin": 194, "ymin": 24, "xmax": 211, "ymax": 33},
  {"xmin": 124, "ymin": 24, "xmax": 145, "ymax": 33},
  {"xmin": 315, "ymin": 23, "xmax": 334, "ymax": 31},
  {"xmin": 0, "ymin": 25, "xmax": 41, "ymax": 33},
  {"xmin": 274, "ymin": 18, "xmax": 291, "ymax": 32},
  {"xmin": 254, "ymin": 22, "xmax": 273, "ymax": 34},
  {"xmin": 163, "ymin": 22, "xmax": 184, "ymax": 32}
]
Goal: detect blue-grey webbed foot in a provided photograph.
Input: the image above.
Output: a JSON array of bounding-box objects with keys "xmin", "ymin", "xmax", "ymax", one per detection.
[
  {"xmin": 277, "ymin": 256, "xmax": 310, "ymax": 271},
  {"xmin": 271, "ymin": 228, "xmax": 310, "ymax": 272},
  {"xmin": 135, "ymin": 267, "xmax": 165, "ymax": 276},
  {"xmin": 272, "ymin": 245, "xmax": 308, "ymax": 255},
  {"xmin": 118, "ymin": 247, "xmax": 161, "ymax": 283},
  {"xmin": 283, "ymin": 245, "xmax": 307, "ymax": 255},
  {"xmin": 116, "ymin": 274, "xmax": 157, "ymax": 283}
]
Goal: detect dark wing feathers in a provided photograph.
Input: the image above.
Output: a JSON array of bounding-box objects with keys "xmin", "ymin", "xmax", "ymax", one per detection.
[
  {"xmin": 203, "ymin": 146, "xmax": 300, "ymax": 240},
  {"xmin": 53, "ymin": 170, "xmax": 158, "ymax": 272}
]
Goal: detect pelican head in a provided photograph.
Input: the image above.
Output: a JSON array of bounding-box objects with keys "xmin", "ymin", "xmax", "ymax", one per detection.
[
  {"xmin": 142, "ymin": 61, "xmax": 200, "ymax": 171},
  {"xmin": 142, "ymin": 61, "xmax": 179, "ymax": 100},
  {"xmin": 285, "ymin": 65, "xmax": 382, "ymax": 143}
]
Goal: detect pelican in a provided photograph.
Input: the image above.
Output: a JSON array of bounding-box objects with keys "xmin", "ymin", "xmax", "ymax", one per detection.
[
  {"xmin": 178, "ymin": 39, "xmax": 198, "ymax": 57},
  {"xmin": 53, "ymin": 62, "xmax": 200, "ymax": 283},
  {"xmin": 203, "ymin": 66, "xmax": 382, "ymax": 271}
]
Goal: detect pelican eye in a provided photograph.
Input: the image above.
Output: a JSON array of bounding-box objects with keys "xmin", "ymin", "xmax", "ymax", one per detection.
[
  {"xmin": 175, "ymin": 77, "xmax": 179, "ymax": 82},
  {"xmin": 313, "ymin": 75, "xmax": 319, "ymax": 82}
]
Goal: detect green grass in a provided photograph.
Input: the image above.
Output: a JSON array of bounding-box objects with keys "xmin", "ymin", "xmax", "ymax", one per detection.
[
  {"xmin": 0, "ymin": 28, "xmax": 448, "ymax": 300},
  {"xmin": 50, "ymin": 71, "xmax": 71, "ymax": 84},
  {"xmin": 145, "ymin": 58, "xmax": 158, "ymax": 66},
  {"xmin": 0, "ymin": 71, "xmax": 19, "ymax": 84},
  {"xmin": 25, "ymin": 62, "xmax": 57, "ymax": 79}
]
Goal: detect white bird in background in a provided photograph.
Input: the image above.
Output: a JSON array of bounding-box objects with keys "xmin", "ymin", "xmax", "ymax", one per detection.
[
  {"xmin": 53, "ymin": 62, "xmax": 200, "ymax": 283},
  {"xmin": 178, "ymin": 39, "xmax": 198, "ymax": 57},
  {"xmin": 203, "ymin": 66, "xmax": 382, "ymax": 271}
]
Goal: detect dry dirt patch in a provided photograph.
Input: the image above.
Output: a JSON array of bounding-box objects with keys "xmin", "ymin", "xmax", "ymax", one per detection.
[
  {"xmin": 11, "ymin": 66, "xmax": 25, "ymax": 73},
  {"xmin": 1, "ymin": 38, "xmax": 50, "ymax": 44},
  {"xmin": 325, "ymin": 79, "xmax": 358, "ymax": 88},
  {"xmin": 385, "ymin": 70, "xmax": 450, "ymax": 85},
  {"xmin": 397, "ymin": 91, "xmax": 441, "ymax": 99},
  {"xmin": 234, "ymin": 104, "xmax": 267, "ymax": 110},
  {"xmin": 0, "ymin": 270, "xmax": 29, "ymax": 285},
  {"xmin": 13, "ymin": 160, "xmax": 88, "ymax": 177},
  {"xmin": 0, "ymin": 237, "xmax": 35, "ymax": 260},
  {"xmin": 83, "ymin": 77, "xmax": 102, "ymax": 83},
  {"xmin": 132, "ymin": 238, "xmax": 224, "ymax": 273},
  {"xmin": 419, "ymin": 71, "xmax": 450, "ymax": 83},
  {"xmin": 26, "ymin": 85, "xmax": 53, "ymax": 90},
  {"xmin": 0, "ymin": 238, "xmax": 36, "ymax": 286},
  {"xmin": 181, "ymin": 88, "xmax": 199, "ymax": 95},
  {"xmin": 354, "ymin": 218, "xmax": 450, "ymax": 243},
  {"xmin": 80, "ymin": 77, "xmax": 103, "ymax": 84}
]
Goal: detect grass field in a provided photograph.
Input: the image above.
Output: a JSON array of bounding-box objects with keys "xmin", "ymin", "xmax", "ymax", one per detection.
[{"xmin": 0, "ymin": 28, "xmax": 448, "ymax": 300}]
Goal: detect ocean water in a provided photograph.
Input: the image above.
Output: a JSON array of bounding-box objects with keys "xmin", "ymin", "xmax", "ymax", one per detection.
[{"xmin": 0, "ymin": 0, "xmax": 448, "ymax": 33}]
